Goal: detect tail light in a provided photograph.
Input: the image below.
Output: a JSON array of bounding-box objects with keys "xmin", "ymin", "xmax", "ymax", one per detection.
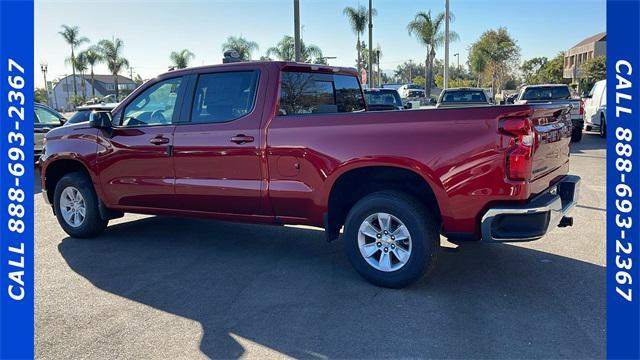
[
  {"xmin": 579, "ymin": 100, "xmax": 584, "ymax": 115},
  {"xmin": 500, "ymin": 117, "xmax": 534, "ymax": 181}
]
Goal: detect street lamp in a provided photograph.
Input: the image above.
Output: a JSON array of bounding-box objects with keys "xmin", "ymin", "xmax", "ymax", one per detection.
[
  {"xmin": 40, "ymin": 63, "xmax": 49, "ymax": 105},
  {"xmin": 454, "ymin": 53, "xmax": 460, "ymax": 70},
  {"xmin": 368, "ymin": 0, "xmax": 374, "ymax": 88},
  {"xmin": 294, "ymin": 0, "xmax": 301, "ymax": 62},
  {"xmin": 444, "ymin": 0, "xmax": 450, "ymax": 89}
]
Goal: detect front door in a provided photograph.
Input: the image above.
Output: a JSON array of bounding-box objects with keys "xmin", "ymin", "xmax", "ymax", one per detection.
[
  {"xmin": 98, "ymin": 76, "xmax": 184, "ymax": 209},
  {"xmin": 172, "ymin": 69, "xmax": 267, "ymax": 215}
]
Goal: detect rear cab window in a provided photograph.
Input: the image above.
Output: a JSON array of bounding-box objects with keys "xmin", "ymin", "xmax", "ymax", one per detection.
[
  {"xmin": 441, "ymin": 90, "xmax": 487, "ymax": 103},
  {"xmin": 278, "ymin": 71, "xmax": 365, "ymax": 115},
  {"xmin": 521, "ymin": 86, "xmax": 572, "ymax": 101}
]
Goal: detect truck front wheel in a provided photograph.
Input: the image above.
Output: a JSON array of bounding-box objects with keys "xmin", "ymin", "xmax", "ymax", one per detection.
[
  {"xmin": 344, "ymin": 191, "xmax": 439, "ymax": 288},
  {"xmin": 53, "ymin": 172, "xmax": 107, "ymax": 238}
]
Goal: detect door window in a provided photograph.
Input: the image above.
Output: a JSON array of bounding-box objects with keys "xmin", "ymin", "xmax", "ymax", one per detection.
[
  {"xmin": 190, "ymin": 71, "xmax": 259, "ymax": 123},
  {"xmin": 278, "ymin": 72, "xmax": 365, "ymax": 115},
  {"xmin": 35, "ymin": 107, "xmax": 61, "ymax": 124},
  {"xmin": 121, "ymin": 77, "xmax": 183, "ymax": 127}
]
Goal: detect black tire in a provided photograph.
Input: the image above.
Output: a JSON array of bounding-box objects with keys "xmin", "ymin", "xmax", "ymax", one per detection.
[
  {"xmin": 344, "ymin": 191, "xmax": 439, "ymax": 288},
  {"xmin": 599, "ymin": 114, "xmax": 606, "ymax": 138},
  {"xmin": 571, "ymin": 127, "xmax": 583, "ymax": 142},
  {"xmin": 53, "ymin": 172, "xmax": 107, "ymax": 238}
]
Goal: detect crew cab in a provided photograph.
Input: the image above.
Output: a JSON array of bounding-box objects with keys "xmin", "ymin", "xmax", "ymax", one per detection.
[
  {"xmin": 516, "ymin": 84, "xmax": 584, "ymax": 142},
  {"xmin": 436, "ymin": 87, "xmax": 494, "ymax": 108},
  {"xmin": 40, "ymin": 62, "xmax": 580, "ymax": 288}
]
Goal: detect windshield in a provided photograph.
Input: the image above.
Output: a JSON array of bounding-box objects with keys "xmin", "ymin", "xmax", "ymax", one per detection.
[
  {"xmin": 521, "ymin": 86, "xmax": 571, "ymax": 101},
  {"xmin": 441, "ymin": 90, "xmax": 487, "ymax": 103},
  {"xmin": 365, "ymin": 90, "xmax": 403, "ymax": 107},
  {"xmin": 66, "ymin": 110, "xmax": 92, "ymax": 124}
]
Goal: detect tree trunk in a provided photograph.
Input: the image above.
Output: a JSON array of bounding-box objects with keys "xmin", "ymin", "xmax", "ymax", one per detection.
[
  {"xmin": 356, "ymin": 33, "xmax": 361, "ymax": 72},
  {"xmin": 71, "ymin": 47, "xmax": 78, "ymax": 97},
  {"xmin": 114, "ymin": 74, "xmax": 119, "ymax": 100},
  {"xmin": 91, "ymin": 67, "xmax": 95, "ymax": 97}
]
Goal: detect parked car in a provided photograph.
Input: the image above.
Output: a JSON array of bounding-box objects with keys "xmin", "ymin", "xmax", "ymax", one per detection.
[
  {"xmin": 364, "ymin": 88, "xmax": 405, "ymax": 111},
  {"xmin": 40, "ymin": 61, "xmax": 580, "ymax": 288},
  {"xmin": 397, "ymin": 84, "xmax": 426, "ymax": 98},
  {"xmin": 65, "ymin": 103, "xmax": 119, "ymax": 125},
  {"xmin": 436, "ymin": 88, "xmax": 494, "ymax": 108},
  {"xmin": 583, "ymin": 80, "xmax": 607, "ymax": 137},
  {"xmin": 34, "ymin": 103, "xmax": 66, "ymax": 156},
  {"xmin": 516, "ymin": 84, "xmax": 584, "ymax": 142}
]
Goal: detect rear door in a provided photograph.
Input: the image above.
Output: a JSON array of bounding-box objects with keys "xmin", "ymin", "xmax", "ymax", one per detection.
[
  {"xmin": 34, "ymin": 105, "xmax": 63, "ymax": 153},
  {"xmin": 98, "ymin": 76, "xmax": 185, "ymax": 209},
  {"xmin": 172, "ymin": 68, "xmax": 267, "ymax": 215}
]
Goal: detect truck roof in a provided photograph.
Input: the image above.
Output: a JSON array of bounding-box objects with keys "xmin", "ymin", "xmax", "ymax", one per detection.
[{"xmin": 154, "ymin": 61, "xmax": 360, "ymax": 79}]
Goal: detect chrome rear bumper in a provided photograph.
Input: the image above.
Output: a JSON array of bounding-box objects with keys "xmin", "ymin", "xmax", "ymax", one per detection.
[{"xmin": 481, "ymin": 175, "xmax": 581, "ymax": 242}]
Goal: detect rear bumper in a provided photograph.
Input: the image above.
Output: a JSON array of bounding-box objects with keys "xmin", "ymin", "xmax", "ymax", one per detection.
[{"xmin": 481, "ymin": 175, "xmax": 580, "ymax": 242}]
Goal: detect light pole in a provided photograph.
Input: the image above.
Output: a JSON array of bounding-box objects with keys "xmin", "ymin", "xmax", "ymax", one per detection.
[
  {"xmin": 294, "ymin": 0, "xmax": 301, "ymax": 62},
  {"xmin": 444, "ymin": 0, "xmax": 450, "ymax": 89},
  {"xmin": 376, "ymin": 49, "xmax": 381, "ymax": 86},
  {"xmin": 40, "ymin": 63, "xmax": 49, "ymax": 105},
  {"xmin": 453, "ymin": 53, "xmax": 459, "ymax": 70},
  {"xmin": 368, "ymin": 0, "xmax": 373, "ymax": 88}
]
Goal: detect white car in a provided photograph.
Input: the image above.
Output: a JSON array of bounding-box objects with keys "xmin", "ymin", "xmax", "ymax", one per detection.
[
  {"xmin": 583, "ymin": 80, "xmax": 607, "ymax": 137},
  {"xmin": 397, "ymin": 84, "xmax": 426, "ymax": 99}
]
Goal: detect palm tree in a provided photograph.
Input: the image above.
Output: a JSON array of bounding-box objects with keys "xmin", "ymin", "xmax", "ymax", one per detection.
[
  {"xmin": 74, "ymin": 53, "xmax": 88, "ymax": 99},
  {"xmin": 98, "ymin": 38, "xmax": 129, "ymax": 100},
  {"xmin": 169, "ymin": 49, "xmax": 195, "ymax": 69},
  {"xmin": 221, "ymin": 36, "xmax": 259, "ymax": 61},
  {"xmin": 343, "ymin": 5, "xmax": 376, "ymax": 71},
  {"xmin": 407, "ymin": 11, "xmax": 458, "ymax": 97},
  {"xmin": 79, "ymin": 46, "xmax": 102, "ymax": 98},
  {"xmin": 58, "ymin": 25, "xmax": 89, "ymax": 97},
  {"xmin": 266, "ymin": 35, "xmax": 323, "ymax": 63}
]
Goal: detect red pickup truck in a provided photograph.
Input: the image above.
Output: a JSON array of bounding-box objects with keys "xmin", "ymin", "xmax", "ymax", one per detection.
[{"xmin": 40, "ymin": 61, "xmax": 580, "ymax": 288}]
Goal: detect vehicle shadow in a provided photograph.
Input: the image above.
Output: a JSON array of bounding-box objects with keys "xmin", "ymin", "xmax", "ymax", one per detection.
[
  {"xmin": 58, "ymin": 216, "xmax": 604, "ymax": 359},
  {"xmin": 571, "ymin": 132, "xmax": 606, "ymax": 154}
]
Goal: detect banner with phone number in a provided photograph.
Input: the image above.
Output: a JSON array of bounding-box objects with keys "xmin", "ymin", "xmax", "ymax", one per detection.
[
  {"xmin": 607, "ymin": 0, "xmax": 640, "ymax": 359},
  {"xmin": 0, "ymin": 0, "xmax": 34, "ymax": 359}
]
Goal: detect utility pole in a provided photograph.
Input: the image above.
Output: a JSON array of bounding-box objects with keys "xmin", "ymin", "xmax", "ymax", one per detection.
[
  {"xmin": 368, "ymin": 0, "xmax": 373, "ymax": 88},
  {"xmin": 40, "ymin": 63, "xmax": 49, "ymax": 105},
  {"xmin": 454, "ymin": 53, "xmax": 459, "ymax": 70},
  {"xmin": 376, "ymin": 49, "xmax": 381, "ymax": 86},
  {"xmin": 408, "ymin": 59, "xmax": 413, "ymax": 83},
  {"xmin": 294, "ymin": 0, "xmax": 301, "ymax": 62},
  {"xmin": 444, "ymin": 0, "xmax": 450, "ymax": 89}
]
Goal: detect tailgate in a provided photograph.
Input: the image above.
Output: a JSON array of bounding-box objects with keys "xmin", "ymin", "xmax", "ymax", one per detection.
[{"xmin": 529, "ymin": 104, "xmax": 573, "ymax": 181}]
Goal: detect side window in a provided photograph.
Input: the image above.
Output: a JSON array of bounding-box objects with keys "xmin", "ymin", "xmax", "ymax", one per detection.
[
  {"xmin": 278, "ymin": 71, "xmax": 364, "ymax": 115},
  {"xmin": 121, "ymin": 77, "xmax": 182, "ymax": 127},
  {"xmin": 35, "ymin": 107, "xmax": 61, "ymax": 125},
  {"xmin": 334, "ymin": 75, "xmax": 365, "ymax": 112},
  {"xmin": 191, "ymin": 71, "xmax": 259, "ymax": 123}
]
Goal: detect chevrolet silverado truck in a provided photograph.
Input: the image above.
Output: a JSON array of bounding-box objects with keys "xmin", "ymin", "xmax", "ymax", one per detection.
[{"xmin": 40, "ymin": 61, "xmax": 580, "ymax": 288}]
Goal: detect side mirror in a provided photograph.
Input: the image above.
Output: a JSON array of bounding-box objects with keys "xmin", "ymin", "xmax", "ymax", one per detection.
[
  {"xmin": 582, "ymin": 91, "xmax": 592, "ymax": 98},
  {"xmin": 89, "ymin": 111, "xmax": 112, "ymax": 129},
  {"xmin": 404, "ymin": 103, "xmax": 413, "ymax": 109},
  {"xmin": 59, "ymin": 117, "xmax": 67, "ymax": 125}
]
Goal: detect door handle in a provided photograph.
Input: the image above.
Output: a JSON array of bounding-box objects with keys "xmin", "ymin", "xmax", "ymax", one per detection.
[
  {"xmin": 149, "ymin": 136, "xmax": 170, "ymax": 145},
  {"xmin": 230, "ymin": 134, "xmax": 254, "ymax": 144}
]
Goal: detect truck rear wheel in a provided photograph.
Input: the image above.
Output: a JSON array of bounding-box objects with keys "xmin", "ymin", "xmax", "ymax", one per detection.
[
  {"xmin": 54, "ymin": 172, "xmax": 107, "ymax": 238},
  {"xmin": 599, "ymin": 114, "xmax": 606, "ymax": 138},
  {"xmin": 343, "ymin": 191, "xmax": 439, "ymax": 288},
  {"xmin": 571, "ymin": 127, "xmax": 583, "ymax": 142}
]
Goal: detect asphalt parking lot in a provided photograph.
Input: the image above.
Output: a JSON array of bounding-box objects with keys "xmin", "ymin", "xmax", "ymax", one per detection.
[{"xmin": 35, "ymin": 132, "xmax": 606, "ymax": 359}]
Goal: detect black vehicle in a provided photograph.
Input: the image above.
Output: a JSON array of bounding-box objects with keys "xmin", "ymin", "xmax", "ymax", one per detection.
[
  {"xmin": 65, "ymin": 103, "xmax": 119, "ymax": 125},
  {"xmin": 34, "ymin": 103, "xmax": 66, "ymax": 155},
  {"xmin": 364, "ymin": 88, "xmax": 405, "ymax": 111}
]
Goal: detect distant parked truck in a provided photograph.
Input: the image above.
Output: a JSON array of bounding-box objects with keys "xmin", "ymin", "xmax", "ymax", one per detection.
[
  {"xmin": 582, "ymin": 80, "xmax": 607, "ymax": 138},
  {"xmin": 436, "ymin": 88, "xmax": 494, "ymax": 108},
  {"xmin": 516, "ymin": 84, "xmax": 584, "ymax": 142}
]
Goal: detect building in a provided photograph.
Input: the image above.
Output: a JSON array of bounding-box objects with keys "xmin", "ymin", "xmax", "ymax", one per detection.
[
  {"xmin": 51, "ymin": 74, "xmax": 137, "ymax": 111},
  {"xmin": 563, "ymin": 32, "xmax": 606, "ymax": 82}
]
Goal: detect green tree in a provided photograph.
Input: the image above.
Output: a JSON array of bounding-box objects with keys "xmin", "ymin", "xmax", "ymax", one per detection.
[
  {"xmin": 520, "ymin": 57, "xmax": 548, "ymax": 84},
  {"xmin": 580, "ymin": 56, "xmax": 606, "ymax": 90},
  {"xmin": 393, "ymin": 61, "xmax": 425, "ymax": 83},
  {"xmin": 58, "ymin": 25, "xmax": 89, "ymax": 97},
  {"xmin": 407, "ymin": 11, "xmax": 458, "ymax": 96},
  {"xmin": 98, "ymin": 38, "xmax": 129, "ymax": 100},
  {"xmin": 35, "ymin": 88, "xmax": 48, "ymax": 104},
  {"xmin": 467, "ymin": 27, "xmax": 520, "ymax": 92},
  {"xmin": 536, "ymin": 52, "xmax": 566, "ymax": 84},
  {"xmin": 169, "ymin": 49, "xmax": 195, "ymax": 69},
  {"xmin": 266, "ymin": 35, "xmax": 323, "ymax": 63},
  {"xmin": 79, "ymin": 47, "xmax": 102, "ymax": 98},
  {"xmin": 221, "ymin": 36, "xmax": 259, "ymax": 61},
  {"xmin": 343, "ymin": 5, "xmax": 376, "ymax": 71}
]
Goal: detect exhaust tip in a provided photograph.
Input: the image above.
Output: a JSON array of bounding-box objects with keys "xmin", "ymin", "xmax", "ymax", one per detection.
[{"xmin": 559, "ymin": 216, "xmax": 573, "ymax": 228}]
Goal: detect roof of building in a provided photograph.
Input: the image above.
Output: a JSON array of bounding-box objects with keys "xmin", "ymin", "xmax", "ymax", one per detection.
[
  {"xmin": 571, "ymin": 32, "xmax": 606, "ymax": 48},
  {"xmin": 80, "ymin": 74, "xmax": 136, "ymax": 84}
]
